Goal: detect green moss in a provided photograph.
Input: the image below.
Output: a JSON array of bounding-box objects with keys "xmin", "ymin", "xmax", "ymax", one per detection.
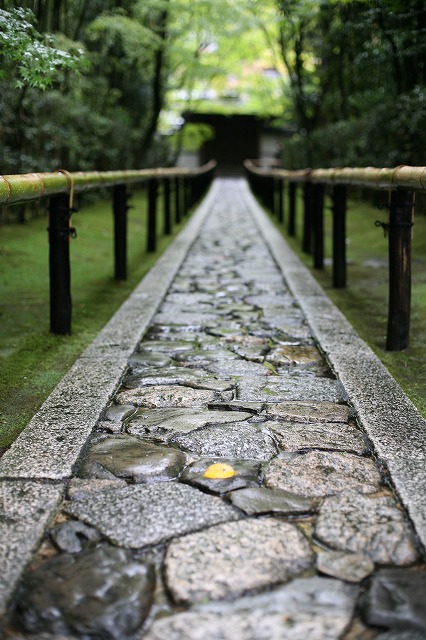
[{"xmin": 0, "ymin": 188, "xmax": 189, "ymax": 447}]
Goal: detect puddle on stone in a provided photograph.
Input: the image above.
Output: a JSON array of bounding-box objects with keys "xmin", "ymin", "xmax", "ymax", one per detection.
[{"xmin": 78, "ymin": 434, "xmax": 187, "ymax": 483}]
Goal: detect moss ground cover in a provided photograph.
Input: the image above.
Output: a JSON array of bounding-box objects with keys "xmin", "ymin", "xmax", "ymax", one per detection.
[
  {"xmin": 0, "ymin": 188, "xmax": 187, "ymax": 448},
  {"xmin": 278, "ymin": 190, "xmax": 426, "ymax": 419}
]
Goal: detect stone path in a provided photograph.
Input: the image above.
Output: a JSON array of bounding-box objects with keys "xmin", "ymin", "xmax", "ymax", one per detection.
[{"xmin": 1, "ymin": 179, "xmax": 426, "ymax": 640}]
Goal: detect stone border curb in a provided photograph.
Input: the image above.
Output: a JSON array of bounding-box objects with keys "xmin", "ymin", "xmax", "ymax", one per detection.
[
  {"xmin": 0, "ymin": 182, "xmax": 220, "ymax": 481},
  {"xmin": 241, "ymin": 180, "xmax": 426, "ymax": 548},
  {"xmin": 0, "ymin": 480, "xmax": 64, "ymax": 616}
]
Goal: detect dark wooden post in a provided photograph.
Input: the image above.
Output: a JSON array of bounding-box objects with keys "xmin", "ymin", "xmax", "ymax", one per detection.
[
  {"xmin": 268, "ymin": 176, "xmax": 275, "ymax": 213},
  {"xmin": 113, "ymin": 184, "xmax": 128, "ymax": 280},
  {"xmin": 303, "ymin": 181, "xmax": 313, "ymax": 254},
  {"xmin": 277, "ymin": 178, "xmax": 284, "ymax": 224},
  {"xmin": 147, "ymin": 177, "xmax": 158, "ymax": 252},
  {"xmin": 288, "ymin": 182, "xmax": 296, "ymax": 236},
  {"xmin": 163, "ymin": 177, "xmax": 171, "ymax": 235},
  {"xmin": 312, "ymin": 183, "xmax": 325, "ymax": 269},
  {"xmin": 386, "ymin": 189, "xmax": 414, "ymax": 351},
  {"xmin": 174, "ymin": 177, "xmax": 181, "ymax": 224},
  {"xmin": 48, "ymin": 194, "xmax": 74, "ymax": 335},
  {"xmin": 332, "ymin": 184, "xmax": 347, "ymax": 288},
  {"xmin": 183, "ymin": 177, "xmax": 191, "ymax": 215}
]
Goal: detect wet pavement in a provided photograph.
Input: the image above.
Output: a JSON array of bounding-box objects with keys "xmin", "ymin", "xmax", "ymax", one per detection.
[{"xmin": 1, "ymin": 179, "xmax": 426, "ymax": 639}]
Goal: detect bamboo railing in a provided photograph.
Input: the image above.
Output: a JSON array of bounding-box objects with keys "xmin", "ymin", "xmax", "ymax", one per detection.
[
  {"xmin": 244, "ymin": 160, "xmax": 424, "ymax": 351},
  {"xmin": 0, "ymin": 161, "xmax": 217, "ymax": 206},
  {"xmin": 1, "ymin": 161, "xmax": 216, "ymax": 335}
]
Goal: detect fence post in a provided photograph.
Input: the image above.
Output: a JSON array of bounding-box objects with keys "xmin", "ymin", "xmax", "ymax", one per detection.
[
  {"xmin": 277, "ymin": 178, "xmax": 284, "ymax": 224},
  {"xmin": 175, "ymin": 177, "xmax": 181, "ymax": 224},
  {"xmin": 312, "ymin": 183, "xmax": 324, "ymax": 269},
  {"xmin": 113, "ymin": 184, "xmax": 128, "ymax": 280},
  {"xmin": 147, "ymin": 177, "xmax": 158, "ymax": 252},
  {"xmin": 268, "ymin": 176, "xmax": 275, "ymax": 213},
  {"xmin": 332, "ymin": 184, "xmax": 347, "ymax": 288},
  {"xmin": 288, "ymin": 182, "xmax": 296, "ymax": 236},
  {"xmin": 48, "ymin": 193, "xmax": 74, "ymax": 335},
  {"xmin": 183, "ymin": 177, "xmax": 191, "ymax": 215},
  {"xmin": 163, "ymin": 177, "xmax": 172, "ymax": 235},
  {"xmin": 303, "ymin": 180, "xmax": 313, "ymax": 254},
  {"xmin": 386, "ymin": 189, "xmax": 414, "ymax": 351}
]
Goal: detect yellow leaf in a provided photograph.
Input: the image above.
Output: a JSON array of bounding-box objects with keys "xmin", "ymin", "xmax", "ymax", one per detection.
[{"xmin": 203, "ymin": 463, "xmax": 236, "ymax": 479}]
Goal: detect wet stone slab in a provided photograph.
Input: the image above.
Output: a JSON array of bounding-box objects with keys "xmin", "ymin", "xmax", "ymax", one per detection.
[
  {"xmin": 14, "ymin": 546, "xmax": 155, "ymax": 639},
  {"xmin": 208, "ymin": 400, "xmax": 264, "ymax": 413},
  {"xmin": 121, "ymin": 366, "xmax": 211, "ymax": 388},
  {"xmin": 263, "ymin": 400, "xmax": 350, "ymax": 423},
  {"xmin": 104, "ymin": 404, "xmax": 136, "ymax": 422},
  {"xmin": 245, "ymin": 293, "xmax": 295, "ymax": 308},
  {"xmin": 165, "ymin": 518, "xmax": 314, "ymax": 604},
  {"xmin": 265, "ymin": 451, "xmax": 381, "ymax": 497},
  {"xmin": 266, "ymin": 345, "xmax": 324, "ymax": 367},
  {"xmin": 180, "ymin": 458, "xmax": 260, "ymax": 494},
  {"xmin": 227, "ymin": 486, "xmax": 317, "ymax": 516},
  {"xmin": 361, "ymin": 568, "xmax": 426, "ymax": 632},
  {"xmin": 51, "ymin": 520, "xmax": 101, "ymax": 553},
  {"xmin": 207, "ymin": 359, "xmax": 272, "ymax": 377},
  {"xmin": 171, "ymin": 421, "xmax": 277, "ymax": 460},
  {"xmin": 124, "ymin": 369, "xmax": 235, "ymax": 393},
  {"xmin": 268, "ymin": 421, "xmax": 369, "ymax": 454},
  {"xmin": 316, "ymin": 550, "xmax": 374, "ymax": 583},
  {"xmin": 207, "ymin": 325, "xmax": 248, "ymax": 338},
  {"xmin": 173, "ymin": 348, "xmax": 239, "ymax": 364},
  {"xmin": 153, "ymin": 311, "xmax": 218, "ymax": 326},
  {"xmin": 115, "ymin": 385, "xmax": 217, "ymax": 408},
  {"xmin": 215, "ymin": 302, "xmax": 258, "ymax": 315},
  {"xmin": 137, "ymin": 339, "xmax": 195, "ymax": 353},
  {"xmin": 227, "ymin": 343, "xmax": 267, "ymax": 362},
  {"xmin": 146, "ymin": 329, "xmax": 208, "ymax": 344},
  {"xmin": 238, "ymin": 377, "xmax": 345, "ymax": 403},
  {"xmin": 165, "ymin": 292, "xmax": 215, "ymax": 306},
  {"xmin": 223, "ymin": 334, "xmax": 269, "ymax": 346},
  {"xmin": 78, "ymin": 434, "xmax": 187, "ymax": 483},
  {"xmin": 261, "ymin": 319, "xmax": 312, "ymax": 341},
  {"xmin": 128, "ymin": 351, "xmax": 172, "ymax": 368},
  {"xmin": 126, "ymin": 408, "xmax": 253, "ymax": 441},
  {"xmin": 159, "ymin": 301, "xmax": 214, "ymax": 315},
  {"xmin": 315, "ymin": 491, "xmax": 419, "ymax": 565},
  {"xmin": 144, "ymin": 577, "xmax": 358, "ymax": 640},
  {"xmin": 65, "ymin": 481, "xmax": 240, "ymax": 548},
  {"xmin": 375, "ymin": 631, "xmax": 426, "ymax": 640}
]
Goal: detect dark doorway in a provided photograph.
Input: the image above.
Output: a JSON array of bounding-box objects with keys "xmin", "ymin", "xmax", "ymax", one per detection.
[{"xmin": 184, "ymin": 112, "xmax": 261, "ymax": 176}]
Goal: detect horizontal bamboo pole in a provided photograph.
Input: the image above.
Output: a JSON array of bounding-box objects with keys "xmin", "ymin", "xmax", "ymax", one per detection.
[
  {"xmin": 0, "ymin": 160, "xmax": 217, "ymax": 207},
  {"xmin": 244, "ymin": 161, "xmax": 426, "ymax": 192}
]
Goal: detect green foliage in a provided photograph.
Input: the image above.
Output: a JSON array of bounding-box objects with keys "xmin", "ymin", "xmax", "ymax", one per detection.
[
  {"xmin": 87, "ymin": 11, "xmax": 160, "ymax": 72},
  {"xmin": 0, "ymin": 0, "xmax": 425, "ymax": 179},
  {"xmin": 276, "ymin": 0, "xmax": 426, "ymax": 168},
  {"xmin": 0, "ymin": 8, "xmax": 87, "ymax": 89},
  {"xmin": 0, "ymin": 1, "xmax": 172, "ymax": 177},
  {"xmin": 170, "ymin": 123, "xmax": 215, "ymax": 152}
]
